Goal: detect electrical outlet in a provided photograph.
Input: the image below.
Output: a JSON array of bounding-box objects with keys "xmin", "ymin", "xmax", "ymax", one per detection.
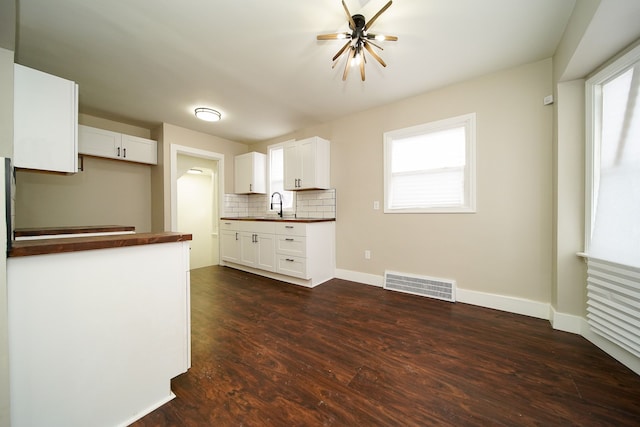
[
  {"xmin": 373, "ymin": 201, "xmax": 380, "ymax": 210},
  {"xmin": 364, "ymin": 250, "xmax": 371, "ymax": 259}
]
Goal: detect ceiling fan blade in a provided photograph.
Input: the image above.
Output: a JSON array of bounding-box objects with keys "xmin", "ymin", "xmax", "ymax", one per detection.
[
  {"xmin": 364, "ymin": 0, "xmax": 392, "ymax": 31},
  {"xmin": 366, "ymin": 39, "xmax": 384, "ymax": 50},
  {"xmin": 364, "ymin": 41, "xmax": 387, "ymax": 67},
  {"xmin": 342, "ymin": 0, "xmax": 356, "ymax": 30},
  {"xmin": 332, "ymin": 40, "xmax": 352, "ymax": 62},
  {"xmin": 359, "ymin": 51, "xmax": 366, "ymax": 81},
  {"xmin": 343, "ymin": 47, "xmax": 356, "ymax": 81},
  {"xmin": 317, "ymin": 33, "xmax": 350, "ymax": 40}
]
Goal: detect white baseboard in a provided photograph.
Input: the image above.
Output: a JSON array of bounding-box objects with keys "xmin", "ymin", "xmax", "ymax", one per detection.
[
  {"xmin": 335, "ymin": 269, "xmax": 383, "ymax": 287},
  {"xmin": 550, "ymin": 306, "xmax": 583, "ymax": 334},
  {"xmin": 455, "ymin": 288, "xmax": 551, "ymax": 320}
]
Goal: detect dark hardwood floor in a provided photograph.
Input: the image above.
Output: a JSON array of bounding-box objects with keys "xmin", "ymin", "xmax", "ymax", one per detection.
[{"xmin": 132, "ymin": 266, "xmax": 640, "ymax": 426}]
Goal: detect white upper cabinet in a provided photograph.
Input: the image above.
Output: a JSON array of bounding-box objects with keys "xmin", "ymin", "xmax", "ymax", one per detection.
[
  {"xmin": 283, "ymin": 137, "xmax": 330, "ymax": 190},
  {"xmin": 78, "ymin": 125, "xmax": 157, "ymax": 165},
  {"xmin": 234, "ymin": 152, "xmax": 266, "ymax": 194},
  {"xmin": 13, "ymin": 64, "xmax": 78, "ymax": 173}
]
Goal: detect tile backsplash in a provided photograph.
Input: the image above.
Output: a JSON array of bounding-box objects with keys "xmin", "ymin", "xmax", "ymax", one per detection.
[{"xmin": 223, "ymin": 189, "xmax": 336, "ymax": 219}]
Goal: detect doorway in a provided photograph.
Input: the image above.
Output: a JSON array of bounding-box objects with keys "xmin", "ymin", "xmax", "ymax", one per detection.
[{"xmin": 170, "ymin": 145, "xmax": 225, "ymax": 268}]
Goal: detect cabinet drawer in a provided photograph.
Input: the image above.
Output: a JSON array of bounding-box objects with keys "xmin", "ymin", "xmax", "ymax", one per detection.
[
  {"xmin": 276, "ymin": 235, "xmax": 306, "ymax": 257},
  {"xmin": 238, "ymin": 221, "xmax": 276, "ymax": 234},
  {"xmin": 220, "ymin": 220, "xmax": 240, "ymax": 231},
  {"xmin": 275, "ymin": 222, "xmax": 306, "ymax": 236},
  {"xmin": 276, "ymin": 255, "xmax": 308, "ymax": 279}
]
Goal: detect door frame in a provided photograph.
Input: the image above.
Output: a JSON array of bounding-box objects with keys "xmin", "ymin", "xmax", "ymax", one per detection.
[{"xmin": 169, "ymin": 144, "xmax": 224, "ymax": 232}]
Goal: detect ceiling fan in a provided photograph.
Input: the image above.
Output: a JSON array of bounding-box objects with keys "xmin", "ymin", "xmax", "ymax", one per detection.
[{"xmin": 317, "ymin": 0, "xmax": 397, "ymax": 81}]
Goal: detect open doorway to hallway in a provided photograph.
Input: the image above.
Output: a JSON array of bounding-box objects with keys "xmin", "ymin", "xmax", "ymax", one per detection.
[
  {"xmin": 170, "ymin": 144, "xmax": 225, "ymax": 270},
  {"xmin": 177, "ymin": 154, "xmax": 218, "ymax": 268}
]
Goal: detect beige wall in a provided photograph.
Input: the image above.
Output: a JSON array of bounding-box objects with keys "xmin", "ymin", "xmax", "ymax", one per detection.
[
  {"xmin": 254, "ymin": 59, "xmax": 554, "ymax": 303},
  {"xmin": 553, "ymin": 80, "xmax": 586, "ymax": 318},
  {"xmin": 155, "ymin": 122, "xmax": 247, "ymax": 231},
  {"xmin": 15, "ymin": 115, "xmax": 154, "ymax": 232}
]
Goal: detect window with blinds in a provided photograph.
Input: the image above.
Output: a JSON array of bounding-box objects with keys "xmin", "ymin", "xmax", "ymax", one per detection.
[
  {"xmin": 383, "ymin": 113, "xmax": 476, "ymax": 213},
  {"xmin": 267, "ymin": 143, "xmax": 294, "ymax": 211},
  {"xmin": 586, "ymin": 43, "xmax": 640, "ymax": 268}
]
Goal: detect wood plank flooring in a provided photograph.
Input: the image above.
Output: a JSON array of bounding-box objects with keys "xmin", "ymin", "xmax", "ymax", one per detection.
[{"xmin": 132, "ymin": 266, "xmax": 640, "ymax": 426}]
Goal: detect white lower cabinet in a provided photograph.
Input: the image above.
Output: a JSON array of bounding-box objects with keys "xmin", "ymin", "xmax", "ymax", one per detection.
[
  {"xmin": 239, "ymin": 231, "xmax": 276, "ymax": 272},
  {"xmin": 220, "ymin": 220, "xmax": 276, "ymax": 273},
  {"xmin": 220, "ymin": 227, "xmax": 241, "ymax": 263},
  {"xmin": 220, "ymin": 219, "xmax": 335, "ymax": 287}
]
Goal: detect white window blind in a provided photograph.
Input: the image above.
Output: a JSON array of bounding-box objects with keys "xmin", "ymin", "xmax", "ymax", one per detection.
[
  {"xmin": 384, "ymin": 114, "xmax": 476, "ymax": 213},
  {"xmin": 587, "ymin": 47, "xmax": 640, "ymax": 268},
  {"xmin": 267, "ymin": 144, "xmax": 293, "ymax": 210}
]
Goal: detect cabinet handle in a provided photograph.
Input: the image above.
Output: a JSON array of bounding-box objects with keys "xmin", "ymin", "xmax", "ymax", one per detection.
[
  {"xmin": 117, "ymin": 147, "xmax": 121, "ymax": 157},
  {"xmin": 285, "ymin": 225, "xmax": 294, "ymax": 229},
  {"xmin": 123, "ymin": 147, "xmax": 127, "ymax": 158},
  {"xmin": 286, "ymin": 258, "xmax": 295, "ymax": 262},
  {"xmin": 285, "ymin": 238, "xmax": 294, "ymax": 241},
  {"xmin": 235, "ymin": 232, "xmax": 238, "ymax": 241},
  {"xmin": 250, "ymin": 184, "xmax": 252, "ymax": 192}
]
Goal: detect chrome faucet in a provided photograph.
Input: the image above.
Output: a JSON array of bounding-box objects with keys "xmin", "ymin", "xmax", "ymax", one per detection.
[{"xmin": 270, "ymin": 192, "xmax": 283, "ymax": 218}]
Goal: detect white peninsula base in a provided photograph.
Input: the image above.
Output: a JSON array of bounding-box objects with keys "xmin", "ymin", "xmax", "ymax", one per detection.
[{"xmin": 8, "ymin": 240, "xmax": 191, "ymax": 427}]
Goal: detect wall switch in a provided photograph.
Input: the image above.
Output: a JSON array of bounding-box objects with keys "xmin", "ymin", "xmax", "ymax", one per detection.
[
  {"xmin": 543, "ymin": 95, "xmax": 554, "ymax": 105},
  {"xmin": 364, "ymin": 250, "xmax": 371, "ymax": 259},
  {"xmin": 373, "ymin": 201, "xmax": 380, "ymax": 210}
]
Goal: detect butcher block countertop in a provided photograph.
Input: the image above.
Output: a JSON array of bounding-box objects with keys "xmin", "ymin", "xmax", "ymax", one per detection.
[
  {"xmin": 221, "ymin": 217, "xmax": 335, "ymax": 223},
  {"xmin": 9, "ymin": 232, "xmax": 192, "ymax": 257}
]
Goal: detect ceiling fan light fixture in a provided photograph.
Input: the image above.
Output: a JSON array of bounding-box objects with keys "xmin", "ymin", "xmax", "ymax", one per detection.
[
  {"xmin": 317, "ymin": 1, "xmax": 397, "ymax": 81},
  {"xmin": 195, "ymin": 107, "xmax": 221, "ymax": 122}
]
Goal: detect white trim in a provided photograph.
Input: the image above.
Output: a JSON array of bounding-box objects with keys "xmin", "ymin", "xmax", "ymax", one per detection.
[
  {"xmin": 335, "ymin": 268, "xmax": 384, "ymax": 287},
  {"xmin": 455, "ymin": 288, "xmax": 550, "ymax": 320},
  {"xmin": 170, "ymin": 144, "xmax": 225, "ymax": 232},
  {"xmin": 549, "ymin": 306, "xmax": 583, "ymax": 334}
]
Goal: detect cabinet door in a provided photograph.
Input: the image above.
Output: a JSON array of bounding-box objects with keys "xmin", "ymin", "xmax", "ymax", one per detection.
[
  {"xmin": 256, "ymin": 233, "xmax": 276, "ymax": 272},
  {"xmin": 14, "ymin": 64, "xmax": 78, "ymax": 173},
  {"xmin": 121, "ymin": 134, "xmax": 158, "ymax": 164},
  {"xmin": 283, "ymin": 137, "xmax": 330, "ymax": 190},
  {"xmin": 299, "ymin": 137, "xmax": 330, "ymax": 190},
  {"xmin": 283, "ymin": 141, "xmax": 301, "ymax": 190},
  {"xmin": 220, "ymin": 229, "xmax": 241, "ymax": 263},
  {"xmin": 239, "ymin": 232, "xmax": 258, "ymax": 267},
  {"xmin": 235, "ymin": 152, "xmax": 266, "ymax": 194},
  {"xmin": 78, "ymin": 125, "xmax": 120, "ymax": 159},
  {"xmin": 234, "ymin": 154, "xmax": 253, "ymax": 194}
]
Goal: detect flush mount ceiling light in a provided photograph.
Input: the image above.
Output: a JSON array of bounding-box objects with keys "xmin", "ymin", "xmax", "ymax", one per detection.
[
  {"xmin": 317, "ymin": 0, "xmax": 397, "ymax": 81},
  {"xmin": 194, "ymin": 107, "xmax": 221, "ymax": 122}
]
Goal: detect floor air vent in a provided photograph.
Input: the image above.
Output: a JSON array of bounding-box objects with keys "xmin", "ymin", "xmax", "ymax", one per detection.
[{"xmin": 384, "ymin": 270, "xmax": 456, "ymax": 302}]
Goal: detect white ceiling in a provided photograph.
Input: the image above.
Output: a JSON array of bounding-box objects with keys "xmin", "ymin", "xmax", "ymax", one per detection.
[{"xmin": 15, "ymin": 0, "xmax": 576, "ymax": 143}]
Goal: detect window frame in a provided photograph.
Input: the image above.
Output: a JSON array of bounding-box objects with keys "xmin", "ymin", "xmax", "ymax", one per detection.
[
  {"xmin": 383, "ymin": 113, "xmax": 477, "ymax": 214},
  {"xmin": 585, "ymin": 43, "xmax": 640, "ymax": 253},
  {"xmin": 267, "ymin": 141, "xmax": 295, "ymax": 214}
]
